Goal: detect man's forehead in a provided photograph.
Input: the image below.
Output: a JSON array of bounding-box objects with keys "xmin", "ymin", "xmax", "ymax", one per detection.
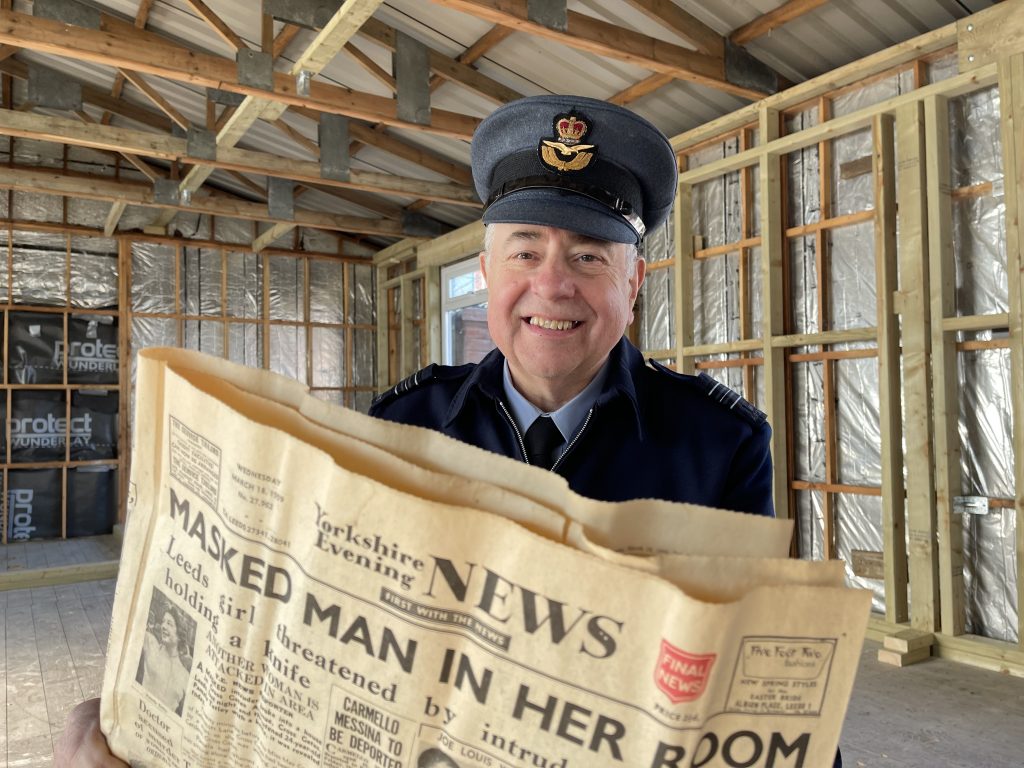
[{"xmin": 497, "ymin": 225, "xmax": 620, "ymax": 249}]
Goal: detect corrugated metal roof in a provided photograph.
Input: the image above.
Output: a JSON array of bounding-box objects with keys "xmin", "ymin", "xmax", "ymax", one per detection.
[{"xmin": 0, "ymin": 0, "xmax": 1000, "ymax": 251}]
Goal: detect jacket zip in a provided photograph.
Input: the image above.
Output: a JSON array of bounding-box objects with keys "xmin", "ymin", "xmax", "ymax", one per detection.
[
  {"xmin": 498, "ymin": 400, "xmax": 594, "ymax": 472},
  {"xmin": 551, "ymin": 407, "xmax": 593, "ymax": 472}
]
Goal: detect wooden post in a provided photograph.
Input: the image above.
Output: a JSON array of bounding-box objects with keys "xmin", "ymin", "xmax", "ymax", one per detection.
[
  {"xmin": 759, "ymin": 107, "xmax": 789, "ymax": 520},
  {"xmin": 674, "ymin": 180, "xmax": 694, "ymax": 374},
  {"xmin": 375, "ymin": 264, "xmax": 391, "ymax": 390},
  {"xmin": 924, "ymin": 93, "xmax": 966, "ymax": 636},
  {"xmin": 873, "ymin": 112, "xmax": 909, "ymax": 623},
  {"xmin": 895, "ymin": 100, "xmax": 940, "ymax": 632},
  {"xmin": 996, "ymin": 54, "xmax": 1024, "ymax": 648}
]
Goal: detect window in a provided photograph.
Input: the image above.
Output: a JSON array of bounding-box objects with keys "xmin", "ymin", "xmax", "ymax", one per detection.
[{"xmin": 441, "ymin": 256, "xmax": 493, "ymax": 365}]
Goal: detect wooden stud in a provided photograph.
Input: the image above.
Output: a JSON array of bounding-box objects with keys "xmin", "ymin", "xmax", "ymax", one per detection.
[
  {"xmin": 873, "ymin": 112, "xmax": 909, "ymax": 624},
  {"xmin": 895, "ymin": 100, "xmax": 940, "ymax": 632},
  {"xmin": 818, "ymin": 96, "xmax": 838, "ymax": 560},
  {"xmin": 758, "ymin": 106, "xmax": 789, "ymax": 519},
  {"xmin": 674, "ymin": 173, "xmax": 693, "ymax": 373},
  {"xmin": 924, "ymin": 93, "xmax": 965, "ymax": 637}
]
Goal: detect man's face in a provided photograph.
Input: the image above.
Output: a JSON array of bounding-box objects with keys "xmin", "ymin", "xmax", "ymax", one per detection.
[{"xmin": 481, "ymin": 224, "xmax": 645, "ymax": 405}]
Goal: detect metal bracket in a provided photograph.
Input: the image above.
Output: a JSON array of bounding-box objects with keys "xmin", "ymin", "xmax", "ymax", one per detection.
[
  {"xmin": 153, "ymin": 180, "xmax": 181, "ymax": 206},
  {"xmin": 27, "ymin": 64, "xmax": 82, "ymax": 110},
  {"xmin": 394, "ymin": 31, "xmax": 430, "ymax": 126},
  {"xmin": 32, "ymin": 0, "xmax": 101, "ymax": 29},
  {"xmin": 237, "ymin": 50, "xmax": 275, "ymax": 92},
  {"xmin": 725, "ymin": 40, "xmax": 780, "ymax": 97},
  {"xmin": 187, "ymin": 128, "xmax": 217, "ymax": 162},
  {"xmin": 319, "ymin": 113, "xmax": 350, "ymax": 182},
  {"xmin": 954, "ymin": 496, "xmax": 990, "ymax": 515},
  {"xmin": 207, "ymin": 88, "xmax": 246, "ymax": 107},
  {"xmin": 401, "ymin": 212, "xmax": 449, "ymax": 238},
  {"xmin": 527, "ymin": 0, "xmax": 567, "ymax": 32},
  {"xmin": 264, "ymin": 0, "xmax": 345, "ymax": 30},
  {"xmin": 268, "ymin": 177, "xmax": 295, "ymax": 220}
]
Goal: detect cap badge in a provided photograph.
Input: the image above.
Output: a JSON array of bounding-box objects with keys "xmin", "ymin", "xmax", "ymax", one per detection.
[{"xmin": 539, "ymin": 113, "xmax": 596, "ymax": 172}]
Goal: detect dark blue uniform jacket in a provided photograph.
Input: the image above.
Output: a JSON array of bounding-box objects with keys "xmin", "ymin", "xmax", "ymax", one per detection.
[
  {"xmin": 371, "ymin": 338, "xmax": 844, "ymax": 767},
  {"xmin": 370, "ymin": 337, "xmax": 774, "ymax": 517}
]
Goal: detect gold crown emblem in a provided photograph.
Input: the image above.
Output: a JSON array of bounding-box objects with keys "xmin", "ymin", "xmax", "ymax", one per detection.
[
  {"xmin": 555, "ymin": 116, "xmax": 588, "ymax": 145},
  {"xmin": 540, "ymin": 112, "xmax": 596, "ymax": 172}
]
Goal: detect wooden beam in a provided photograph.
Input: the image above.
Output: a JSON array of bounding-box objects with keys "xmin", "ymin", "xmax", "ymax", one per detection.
[
  {"xmin": 146, "ymin": 0, "xmax": 386, "ymax": 229},
  {"xmin": 609, "ymin": 73, "xmax": 674, "ymax": 105},
  {"xmin": 360, "ymin": 17, "xmax": 523, "ymax": 104},
  {"xmin": 896, "ymin": 100, "xmax": 939, "ymax": 633},
  {"xmin": 424, "ymin": 0, "xmax": 769, "ymax": 99},
  {"xmin": 346, "ymin": 120, "xmax": 473, "ymax": 185},
  {"xmin": 0, "ymin": 108, "xmax": 479, "ymax": 205},
  {"xmin": 0, "ymin": 8, "xmax": 477, "ymax": 140},
  {"xmin": 731, "ymin": 0, "xmax": 830, "ymax": 45},
  {"xmin": 104, "ymin": 200, "xmax": 127, "ymax": 236},
  {"xmin": 345, "ymin": 41, "xmax": 396, "ymax": 93},
  {"xmin": 0, "ymin": 58, "xmax": 170, "ymax": 132},
  {"xmin": 672, "ymin": 22, "xmax": 959, "ymax": 153},
  {"xmin": 624, "ymin": 0, "xmax": 724, "ymax": 56},
  {"xmin": 458, "ymin": 23, "xmax": 513, "ymax": 65},
  {"xmin": 273, "ymin": 23, "xmax": 302, "ymax": 59},
  {"xmin": 757, "ymin": 107, "xmax": 789, "ymax": 520},
  {"xmin": 181, "ymin": 0, "xmax": 248, "ymax": 51},
  {"xmin": 272, "ymin": 118, "xmax": 321, "ymax": 156},
  {"xmin": 74, "ymin": 108, "xmax": 162, "ymax": 182},
  {"xmin": 0, "ymin": 165, "xmax": 408, "ymax": 236},
  {"xmin": 253, "ymin": 222, "xmax": 295, "ymax": 252},
  {"xmin": 873, "ymin": 112, "xmax": 909, "ymax": 624},
  {"xmin": 924, "ymin": 93, "xmax": 964, "ymax": 637},
  {"xmin": 119, "ymin": 69, "xmax": 190, "ymax": 130}
]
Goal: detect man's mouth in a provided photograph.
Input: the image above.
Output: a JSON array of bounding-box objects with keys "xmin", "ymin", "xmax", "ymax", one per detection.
[{"xmin": 528, "ymin": 316, "xmax": 581, "ymax": 331}]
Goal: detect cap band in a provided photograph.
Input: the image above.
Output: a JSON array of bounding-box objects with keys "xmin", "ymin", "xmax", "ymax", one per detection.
[{"xmin": 484, "ymin": 151, "xmax": 647, "ymax": 239}]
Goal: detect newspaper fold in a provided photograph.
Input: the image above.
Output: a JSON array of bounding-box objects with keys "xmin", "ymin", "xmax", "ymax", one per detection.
[{"xmin": 101, "ymin": 349, "xmax": 871, "ymax": 768}]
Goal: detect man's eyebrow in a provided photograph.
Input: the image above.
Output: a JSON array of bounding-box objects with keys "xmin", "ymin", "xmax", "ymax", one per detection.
[
  {"xmin": 567, "ymin": 233, "xmax": 616, "ymax": 248},
  {"xmin": 505, "ymin": 229, "xmax": 542, "ymax": 242}
]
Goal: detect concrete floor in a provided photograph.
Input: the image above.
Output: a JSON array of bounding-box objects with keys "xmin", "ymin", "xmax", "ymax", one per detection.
[
  {"xmin": 1, "ymin": 538, "xmax": 1022, "ymax": 767},
  {"xmin": 840, "ymin": 642, "xmax": 1024, "ymax": 767}
]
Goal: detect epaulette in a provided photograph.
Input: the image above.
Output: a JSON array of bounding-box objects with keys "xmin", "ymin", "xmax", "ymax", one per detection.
[
  {"xmin": 647, "ymin": 359, "xmax": 768, "ymax": 426},
  {"xmin": 371, "ymin": 363, "xmax": 472, "ymax": 408}
]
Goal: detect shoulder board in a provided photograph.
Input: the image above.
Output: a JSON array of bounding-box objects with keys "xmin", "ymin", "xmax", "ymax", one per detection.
[
  {"xmin": 371, "ymin": 363, "xmax": 470, "ymax": 408},
  {"xmin": 647, "ymin": 360, "xmax": 768, "ymax": 426}
]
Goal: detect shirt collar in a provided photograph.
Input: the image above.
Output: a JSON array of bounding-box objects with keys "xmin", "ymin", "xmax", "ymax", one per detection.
[
  {"xmin": 501, "ymin": 358, "xmax": 610, "ymax": 443},
  {"xmin": 443, "ymin": 337, "xmax": 645, "ymax": 440}
]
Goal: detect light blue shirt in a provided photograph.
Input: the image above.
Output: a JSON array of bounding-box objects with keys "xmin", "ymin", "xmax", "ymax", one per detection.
[{"xmin": 502, "ymin": 359, "xmax": 610, "ymax": 456}]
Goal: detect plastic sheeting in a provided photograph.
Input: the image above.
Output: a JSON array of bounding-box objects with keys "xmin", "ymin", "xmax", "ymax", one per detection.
[
  {"xmin": 681, "ymin": 67, "xmax": 1022, "ymax": 629},
  {"xmin": 948, "ymin": 83, "xmax": 1018, "ymax": 643},
  {"xmin": 638, "ymin": 217, "xmax": 675, "ymax": 354}
]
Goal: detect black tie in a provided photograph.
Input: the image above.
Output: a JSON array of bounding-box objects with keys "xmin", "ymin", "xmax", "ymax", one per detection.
[{"xmin": 524, "ymin": 416, "xmax": 563, "ymax": 469}]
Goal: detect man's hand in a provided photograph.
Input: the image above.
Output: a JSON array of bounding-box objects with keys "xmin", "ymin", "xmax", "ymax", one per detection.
[{"xmin": 54, "ymin": 698, "xmax": 128, "ymax": 768}]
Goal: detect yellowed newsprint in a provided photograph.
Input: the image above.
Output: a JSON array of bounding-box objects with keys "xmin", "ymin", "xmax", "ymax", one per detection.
[{"xmin": 101, "ymin": 349, "xmax": 871, "ymax": 768}]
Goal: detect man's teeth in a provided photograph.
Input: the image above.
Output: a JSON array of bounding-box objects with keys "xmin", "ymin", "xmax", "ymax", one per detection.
[{"xmin": 530, "ymin": 317, "xmax": 578, "ymax": 330}]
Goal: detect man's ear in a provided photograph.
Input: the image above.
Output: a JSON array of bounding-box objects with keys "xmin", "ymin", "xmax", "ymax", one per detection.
[{"xmin": 479, "ymin": 250, "xmax": 488, "ymax": 285}]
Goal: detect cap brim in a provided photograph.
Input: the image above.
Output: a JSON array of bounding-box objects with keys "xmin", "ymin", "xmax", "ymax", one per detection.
[{"xmin": 481, "ymin": 188, "xmax": 639, "ymax": 244}]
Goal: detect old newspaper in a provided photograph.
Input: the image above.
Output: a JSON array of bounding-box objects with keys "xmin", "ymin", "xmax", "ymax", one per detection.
[{"xmin": 101, "ymin": 349, "xmax": 871, "ymax": 768}]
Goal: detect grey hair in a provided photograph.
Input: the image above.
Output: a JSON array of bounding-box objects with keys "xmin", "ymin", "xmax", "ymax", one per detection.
[{"xmin": 482, "ymin": 223, "xmax": 640, "ymax": 264}]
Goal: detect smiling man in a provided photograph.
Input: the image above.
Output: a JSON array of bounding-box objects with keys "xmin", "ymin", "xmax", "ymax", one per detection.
[{"xmin": 370, "ymin": 95, "xmax": 774, "ymax": 516}]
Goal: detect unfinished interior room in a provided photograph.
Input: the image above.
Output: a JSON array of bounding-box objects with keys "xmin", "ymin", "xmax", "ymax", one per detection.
[{"xmin": 0, "ymin": 0, "xmax": 1022, "ymax": 766}]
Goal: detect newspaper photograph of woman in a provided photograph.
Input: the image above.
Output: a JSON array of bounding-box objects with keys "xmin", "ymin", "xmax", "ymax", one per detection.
[{"xmin": 135, "ymin": 586, "xmax": 196, "ymax": 716}]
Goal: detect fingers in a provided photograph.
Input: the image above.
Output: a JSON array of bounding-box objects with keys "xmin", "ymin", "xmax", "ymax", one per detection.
[{"xmin": 54, "ymin": 698, "xmax": 129, "ymax": 768}]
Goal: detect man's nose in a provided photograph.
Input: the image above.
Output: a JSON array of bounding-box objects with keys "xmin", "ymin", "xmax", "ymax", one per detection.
[{"xmin": 532, "ymin": 256, "xmax": 575, "ymax": 299}]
